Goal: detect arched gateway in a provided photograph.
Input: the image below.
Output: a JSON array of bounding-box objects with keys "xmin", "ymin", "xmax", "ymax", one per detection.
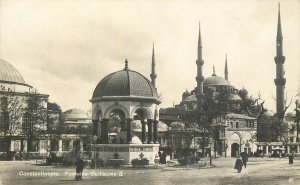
[{"xmin": 90, "ymin": 59, "xmax": 161, "ymax": 165}]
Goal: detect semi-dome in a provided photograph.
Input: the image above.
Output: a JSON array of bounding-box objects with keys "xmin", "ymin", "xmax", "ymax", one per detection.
[
  {"xmin": 0, "ymin": 59, "xmax": 26, "ymax": 85},
  {"xmin": 204, "ymin": 75, "xmax": 231, "ymax": 86},
  {"xmin": 64, "ymin": 108, "xmax": 89, "ymax": 120},
  {"xmin": 92, "ymin": 62, "xmax": 158, "ymax": 100}
]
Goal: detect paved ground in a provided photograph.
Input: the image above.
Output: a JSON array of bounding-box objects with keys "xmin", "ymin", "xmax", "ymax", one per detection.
[{"xmin": 0, "ymin": 157, "xmax": 299, "ymax": 185}]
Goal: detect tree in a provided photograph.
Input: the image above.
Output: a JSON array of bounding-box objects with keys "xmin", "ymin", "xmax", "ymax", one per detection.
[
  {"xmin": 295, "ymin": 89, "xmax": 300, "ymax": 142},
  {"xmin": 47, "ymin": 102, "xmax": 62, "ymax": 134},
  {"xmin": 180, "ymin": 87, "xmax": 219, "ymax": 158},
  {"xmin": 238, "ymin": 89, "xmax": 266, "ymax": 118},
  {"xmin": 24, "ymin": 94, "xmax": 48, "ymax": 155},
  {"xmin": 0, "ymin": 91, "xmax": 26, "ymax": 160}
]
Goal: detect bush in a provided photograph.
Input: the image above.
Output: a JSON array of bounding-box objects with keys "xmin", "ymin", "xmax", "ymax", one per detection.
[{"xmin": 131, "ymin": 158, "xmax": 149, "ymax": 167}]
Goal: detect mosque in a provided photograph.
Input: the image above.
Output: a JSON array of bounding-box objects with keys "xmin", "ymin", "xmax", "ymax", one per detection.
[{"xmin": 160, "ymin": 25, "xmax": 258, "ymax": 158}]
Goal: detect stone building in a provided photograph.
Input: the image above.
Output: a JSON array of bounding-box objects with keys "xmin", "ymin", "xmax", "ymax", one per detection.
[
  {"xmin": 49, "ymin": 108, "xmax": 92, "ymax": 158},
  {"xmin": 0, "ymin": 59, "xmax": 49, "ymax": 159}
]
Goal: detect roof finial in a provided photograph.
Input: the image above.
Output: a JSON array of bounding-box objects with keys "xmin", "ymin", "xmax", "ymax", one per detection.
[
  {"xmin": 212, "ymin": 65, "xmax": 216, "ymax": 76},
  {"xmin": 277, "ymin": 2, "xmax": 282, "ymax": 37},
  {"xmin": 125, "ymin": 58, "xmax": 128, "ymax": 70}
]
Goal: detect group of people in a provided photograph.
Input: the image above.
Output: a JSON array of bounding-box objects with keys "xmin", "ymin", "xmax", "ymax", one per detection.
[
  {"xmin": 234, "ymin": 153, "xmax": 295, "ymax": 173},
  {"xmin": 234, "ymin": 155, "xmax": 248, "ymax": 173}
]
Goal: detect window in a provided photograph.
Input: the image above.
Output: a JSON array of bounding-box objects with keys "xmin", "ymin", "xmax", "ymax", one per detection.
[
  {"xmin": 14, "ymin": 140, "xmax": 20, "ymax": 151},
  {"xmin": 73, "ymin": 140, "xmax": 80, "ymax": 149},
  {"xmin": 62, "ymin": 140, "xmax": 70, "ymax": 151},
  {"xmin": 0, "ymin": 112, "xmax": 9, "ymax": 131},
  {"xmin": 22, "ymin": 113, "xmax": 32, "ymax": 132},
  {"xmin": 83, "ymin": 142, "xmax": 90, "ymax": 151},
  {"xmin": 30, "ymin": 140, "xmax": 38, "ymax": 152},
  {"xmin": 1, "ymin": 97, "xmax": 8, "ymax": 110},
  {"xmin": 236, "ymin": 122, "xmax": 239, "ymax": 128},
  {"xmin": 51, "ymin": 140, "xmax": 58, "ymax": 151}
]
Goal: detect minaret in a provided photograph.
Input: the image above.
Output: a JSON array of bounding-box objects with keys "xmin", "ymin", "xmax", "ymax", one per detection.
[
  {"xmin": 225, "ymin": 54, "xmax": 228, "ymax": 80},
  {"xmin": 150, "ymin": 43, "xmax": 157, "ymax": 90},
  {"xmin": 274, "ymin": 3, "xmax": 286, "ymax": 116},
  {"xmin": 196, "ymin": 22, "xmax": 204, "ymax": 110}
]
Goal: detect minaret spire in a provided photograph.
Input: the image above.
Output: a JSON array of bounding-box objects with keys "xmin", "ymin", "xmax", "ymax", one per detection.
[
  {"xmin": 150, "ymin": 43, "xmax": 157, "ymax": 90},
  {"xmin": 196, "ymin": 22, "xmax": 204, "ymax": 111},
  {"xmin": 274, "ymin": 3, "xmax": 286, "ymax": 117},
  {"xmin": 277, "ymin": 3, "xmax": 282, "ymax": 38},
  {"xmin": 124, "ymin": 58, "xmax": 128, "ymax": 70},
  {"xmin": 212, "ymin": 65, "xmax": 216, "ymax": 76},
  {"xmin": 225, "ymin": 53, "xmax": 228, "ymax": 80}
]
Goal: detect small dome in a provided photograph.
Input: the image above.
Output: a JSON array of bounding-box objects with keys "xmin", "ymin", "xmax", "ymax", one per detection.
[
  {"xmin": 64, "ymin": 108, "xmax": 89, "ymax": 120},
  {"xmin": 204, "ymin": 75, "xmax": 231, "ymax": 86},
  {"xmin": 182, "ymin": 89, "xmax": 190, "ymax": 96},
  {"xmin": 228, "ymin": 94, "xmax": 242, "ymax": 101},
  {"xmin": 286, "ymin": 112, "xmax": 295, "ymax": 122},
  {"xmin": 157, "ymin": 121, "xmax": 169, "ymax": 132},
  {"xmin": 183, "ymin": 94, "xmax": 197, "ymax": 102},
  {"xmin": 264, "ymin": 110, "xmax": 275, "ymax": 117},
  {"xmin": 170, "ymin": 122, "xmax": 185, "ymax": 130},
  {"xmin": 92, "ymin": 68, "xmax": 158, "ymax": 99},
  {"xmin": 0, "ymin": 59, "xmax": 26, "ymax": 84}
]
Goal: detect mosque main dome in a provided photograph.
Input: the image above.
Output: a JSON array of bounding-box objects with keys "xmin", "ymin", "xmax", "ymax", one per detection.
[
  {"xmin": 92, "ymin": 60, "xmax": 158, "ymax": 100},
  {"xmin": 203, "ymin": 75, "xmax": 231, "ymax": 86},
  {"xmin": 0, "ymin": 59, "xmax": 26, "ymax": 85}
]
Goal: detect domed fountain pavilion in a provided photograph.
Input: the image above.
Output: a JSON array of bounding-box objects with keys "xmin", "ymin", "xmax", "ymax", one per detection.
[{"xmin": 90, "ymin": 58, "xmax": 161, "ymax": 165}]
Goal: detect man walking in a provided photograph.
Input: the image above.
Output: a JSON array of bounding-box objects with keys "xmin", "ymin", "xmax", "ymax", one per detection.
[
  {"xmin": 289, "ymin": 154, "xmax": 294, "ymax": 165},
  {"xmin": 75, "ymin": 158, "xmax": 85, "ymax": 180},
  {"xmin": 242, "ymin": 155, "xmax": 247, "ymax": 168}
]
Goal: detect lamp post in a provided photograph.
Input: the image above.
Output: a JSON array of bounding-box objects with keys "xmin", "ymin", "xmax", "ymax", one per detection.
[
  {"xmin": 209, "ymin": 138, "xmax": 213, "ymax": 166},
  {"xmin": 93, "ymin": 135, "xmax": 97, "ymax": 170}
]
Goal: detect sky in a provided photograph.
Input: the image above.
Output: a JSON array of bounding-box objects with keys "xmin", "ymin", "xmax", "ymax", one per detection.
[{"xmin": 0, "ymin": 0, "xmax": 299, "ymax": 113}]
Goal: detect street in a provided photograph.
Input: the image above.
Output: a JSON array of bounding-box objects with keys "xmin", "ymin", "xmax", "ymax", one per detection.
[{"xmin": 0, "ymin": 157, "xmax": 299, "ymax": 185}]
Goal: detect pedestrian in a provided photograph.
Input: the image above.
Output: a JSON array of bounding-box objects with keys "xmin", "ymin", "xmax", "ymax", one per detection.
[
  {"xmin": 75, "ymin": 158, "xmax": 85, "ymax": 181},
  {"xmin": 162, "ymin": 152, "xmax": 167, "ymax": 164},
  {"xmin": 242, "ymin": 155, "xmax": 247, "ymax": 168},
  {"xmin": 158, "ymin": 151, "xmax": 162, "ymax": 164},
  {"xmin": 288, "ymin": 154, "xmax": 294, "ymax": 165},
  {"xmin": 234, "ymin": 157, "xmax": 243, "ymax": 173}
]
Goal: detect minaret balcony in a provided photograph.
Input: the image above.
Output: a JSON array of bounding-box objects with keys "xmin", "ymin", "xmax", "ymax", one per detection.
[
  {"xmin": 274, "ymin": 56, "xmax": 285, "ymax": 64},
  {"xmin": 196, "ymin": 76, "xmax": 204, "ymax": 82},
  {"xmin": 150, "ymin": 74, "xmax": 157, "ymax": 78},
  {"xmin": 196, "ymin": 59, "xmax": 204, "ymax": 65},
  {"xmin": 274, "ymin": 78, "xmax": 286, "ymax": 85}
]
